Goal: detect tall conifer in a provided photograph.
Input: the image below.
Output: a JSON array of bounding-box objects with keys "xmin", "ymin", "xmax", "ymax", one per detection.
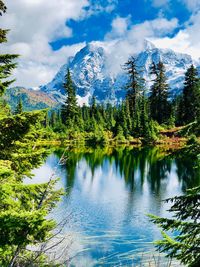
[
  {"xmin": 149, "ymin": 61, "xmax": 170, "ymax": 124},
  {"xmin": 180, "ymin": 65, "xmax": 200, "ymax": 124},
  {"xmin": 61, "ymin": 69, "xmax": 78, "ymax": 124}
]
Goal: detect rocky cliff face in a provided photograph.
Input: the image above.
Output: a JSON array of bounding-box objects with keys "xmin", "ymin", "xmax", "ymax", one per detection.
[{"xmin": 40, "ymin": 41, "xmax": 198, "ymax": 105}]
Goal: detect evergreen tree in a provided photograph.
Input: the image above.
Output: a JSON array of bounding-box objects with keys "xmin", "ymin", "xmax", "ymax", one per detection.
[
  {"xmin": 149, "ymin": 61, "xmax": 170, "ymax": 124},
  {"xmin": 123, "ymin": 57, "xmax": 144, "ymax": 118},
  {"xmin": 0, "ymin": 0, "xmax": 6, "ymax": 15},
  {"xmin": 124, "ymin": 98, "xmax": 132, "ymax": 133},
  {"xmin": 0, "ymin": 1, "xmax": 18, "ymax": 96},
  {"xmin": 123, "ymin": 57, "xmax": 145, "ymax": 136},
  {"xmin": 61, "ymin": 69, "xmax": 78, "ymax": 124},
  {"xmin": 49, "ymin": 110, "xmax": 56, "ymax": 128},
  {"xmin": 90, "ymin": 95, "xmax": 97, "ymax": 117},
  {"xmin": 14, "ymin": 97, "xmax": 23, "ymax": 114},
  {"xmin": 149, "ymin": 186, "xmax": 200, "ymax": 267},
  {"xmin": 0, "ymin": 2, "xmax": 63, "ymax": 265},
  {"xmin": 180, "ymin": 65, "xmax": 200, "ymax": 124},
  {"xmin": 140, "ymin": 91, "xmax": 149, "ymax": 136}
]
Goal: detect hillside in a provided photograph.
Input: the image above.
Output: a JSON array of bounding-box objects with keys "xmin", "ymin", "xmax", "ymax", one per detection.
[{"xmin": 5, "ymin": 87, "xmax": 58, "ymax": 112}]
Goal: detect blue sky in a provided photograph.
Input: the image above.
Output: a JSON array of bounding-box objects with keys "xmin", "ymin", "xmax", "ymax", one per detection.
[
  {"xmin": 51, "ymin": 0, "xmax": 191, "ymax": 50},
  {"xmin": 2, "ymin": 0, "xmax": 200, "ymax": 87}
]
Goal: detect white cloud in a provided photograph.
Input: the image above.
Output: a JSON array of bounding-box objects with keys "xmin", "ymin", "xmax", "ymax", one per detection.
[
  {"xmin": 0, "ymin": 0, "xmax": 120, "ymax": 87},
  {"xmin": 151, "ymin": 0, "xmax": 171, "ymax": 8},
  {"xmin": 104, "ymin": 17, "xmax": 179, "ymax": 75},
  {"xmin": 151, "ymin": 0, "xmax": 200, "ymax": 11},
  {"xmin": 2, "ymin": 0, "xmax": 199, "ymax": 88},
  {"xmin": 151, "ymin": 11, "xmax": 200, "ymax": 60},
  {"xmin": 11, "ymin": 42, "xmax": 86, "ymax": 87},
  {"xmin": 181, "ymin": 0, "xmax": 200, "ymax": 11},
  {"xmin": 105, "ymin": 15, "xmax": 131, "ymax": 39},
  {"xmin": 0, "ymin": 0, "xmax": 90, "ymax": 87},
  {"xmin": 128, "ymin": 18, "xmax": 178, "ymax": 40}
]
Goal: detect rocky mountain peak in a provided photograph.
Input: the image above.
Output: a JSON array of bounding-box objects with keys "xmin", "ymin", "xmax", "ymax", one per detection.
[{"xmin": 40, "ymin": 40, "xmax": 197, "ymax": 105}]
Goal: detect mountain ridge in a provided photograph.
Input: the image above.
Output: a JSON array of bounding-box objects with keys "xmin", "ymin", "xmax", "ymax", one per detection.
[{"xmin": 40, "ymin": 40, "xmax": 198, "ymax": 105}]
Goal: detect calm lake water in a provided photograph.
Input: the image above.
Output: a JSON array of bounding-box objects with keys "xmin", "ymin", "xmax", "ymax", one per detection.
[{"xmin": 29, "ymin": 146, "xmax": 200, "ymax": 266}]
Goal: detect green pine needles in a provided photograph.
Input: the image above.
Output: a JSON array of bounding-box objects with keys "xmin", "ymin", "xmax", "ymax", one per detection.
[
  {"xmin": 0, "ymin": 1, "xmax": 63, "ymax": 266},
  {"xmin": 149, "ymin": 186, "xmax": 200, "ymax": 267}
]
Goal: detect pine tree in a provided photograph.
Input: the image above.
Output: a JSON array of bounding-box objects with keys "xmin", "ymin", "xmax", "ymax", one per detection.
[
  {"xmin": 15, "ymin": 97, "xmax": 23, "ymax": 114},
  {"xmin": 149, "ymin": 186, "xmax": 200, "ymax": 267},
  {"xmin": 90, "ymin": 95, "xmax": 97, "ymax": 117},
  {"xmin": 0, "ymin": 2, "xmax": 63, "ymax": 265},
  {"xmin": 180, "ymin": 65, "xmax": 200, "ymax": 124},
  {"xmin": 0, "ymin": 1, "xmax": 18, "ymax": 96},
  {"xmin": 140, "ymin": 91, "xmax": 149, "ymax": 136},
  {"xmin": 50, "ymin": 110, "xmax": 56, "ymax": 127},
  {"xmin": 61, "ymin": 69, "xmax": 78, "ymax": 125},
  {"xmin": 149, "ymin": 61, "xmax": 170, "ymax": 124},
  {"xmin": 123, "ymin": 57, "xmax": 145, "ymax": 136},
  {"xmin": 123, "ymin": 57, "xmax": 144, "ymax": 118}
]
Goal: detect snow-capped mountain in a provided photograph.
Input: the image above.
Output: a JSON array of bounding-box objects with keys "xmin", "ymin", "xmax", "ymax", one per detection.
[{"xmin": 41, "ymin": 40, "xmax": 198, "ymax": 105}]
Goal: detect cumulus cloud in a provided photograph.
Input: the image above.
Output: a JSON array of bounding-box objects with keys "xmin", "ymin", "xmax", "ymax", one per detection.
[
  {"xmin": 86, "ymin": 0, "xmax": 118, "ymax": 15},
  {"xmin": 104, "ymin": 17, "xmax": 179, "ymax": 75},
  {"xmin": 151, "ymin": 11, "xmax": 200, "ymax": 60},
  {"xmin": 2, "ymin": 0, "xmax": 199, "ymax": 88},
  {"xmin": 181, "ymin": 0, "xmax": 200, "ymax": 11},
  {"xmin": 0, "ymin": 0, "xmax": 91, "ymax": 87},
  {"xmin": 105, "ymin": 15, "xmax": 131, "ymax": 39},
  {"xmin": 11, "ymin": 42, "xmax": 86, "ymax": 88},
  {"xmin": 151, "ymin": 0, "xmax": 200, "ymax": 11},
  {"xmin": 151, "ymin": 0, "xmax": 171, "ymax": 8}
]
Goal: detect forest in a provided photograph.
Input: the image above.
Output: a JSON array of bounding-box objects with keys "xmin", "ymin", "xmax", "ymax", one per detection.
[{"xmin": 0, "ymin": 0, "xmax": 200, "ymax": 266}]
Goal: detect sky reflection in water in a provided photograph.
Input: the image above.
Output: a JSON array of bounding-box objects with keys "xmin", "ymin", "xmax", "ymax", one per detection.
[{"xmin": 30, "ymin": 146, "xmax": 200, "ymax": 266}]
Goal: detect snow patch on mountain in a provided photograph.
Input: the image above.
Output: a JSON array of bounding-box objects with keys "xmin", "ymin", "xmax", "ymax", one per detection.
[{"xmin": 41, "ymin": 40, "xmax": 198, "ymax": 104}]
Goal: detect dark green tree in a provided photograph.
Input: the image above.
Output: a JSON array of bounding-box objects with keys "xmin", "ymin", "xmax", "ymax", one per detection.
[
  {"xmin": 0, "ymin": 1, "xmax": 18, "ymax": 96},
  {"xmin": 14, "ymin": 97, "xmax": 23, "ymax": 114},
  {"xmin": 90, "ymin": 95, "xmax": 97, "ymax": 117},
  {"xmin": 149, "ymin": 61, "xmax": 170, "ymax": 124},
  {"xmin": 149, "ymin": 186, "xmax": 200, "ymax": 267},
  {"xmin": 180, "ymin": 65, "xmax": 200, "ymax": 124},
  {"xmin": 123, "ymin": 57, "xmax": 144, "ymax": 118},
  {"xmin": 0, "ymin": 2, "xmax": 63, "ymax": 265},
  {"xmin": 61, "ymin": 68, "xmax": 78, "ymax": 124},
  {"xmin": 123, "ymin": 57, "xmax": 145, "ymax": 136}
]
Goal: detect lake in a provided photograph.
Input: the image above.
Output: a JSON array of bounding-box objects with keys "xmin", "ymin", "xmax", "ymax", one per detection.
[{"xmin": 28, "ymin": 146, "xmax": 200, "ymax": 266}]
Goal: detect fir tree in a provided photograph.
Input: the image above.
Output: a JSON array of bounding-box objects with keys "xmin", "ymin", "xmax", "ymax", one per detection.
[
  {"xmin": 149, "ymin": 61, "xmax": 170, "ymax": 124},
  {"xmin": 90, "ymin": 95, "xmax": 97, "ymax": 117},
  {"xmin": 123, "ymin": 56, "xmax": 145, "ymax": 136},
  {"xmin": 0, "ymin": 2, "xmax": 63, "ymax": 265},
  {"xmin": 15, "ymin": 97, "xmax": 23, "ymax": 114},
  {"xmin": 123, "ymin": 56, "xmax": 144, "ymax": 118},
  {"xmin": 180, "ymin": 65, "xmax": 200, "ymax": 124},
  {"xmin": 149, "ymin": 186, "xmax": 200, "ymax": 267},
  {"xmin": 61, "ymin": 68, "xmax": 78, "ymax": 124},
  {"xmin": 0, "ymin": 1, "xmax": 18, "ymax": 96}
]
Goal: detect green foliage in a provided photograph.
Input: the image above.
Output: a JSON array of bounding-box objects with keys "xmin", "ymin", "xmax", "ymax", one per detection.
[
  {"xmin": 123, "ymin": 56, "xmax": 144, "ymax": 117},
  {"xmin": 0, "ymin": 5, "xmax": 18, "ymax": 96},
  {"xmin": 178, "ymin": 65, "xmax": 200, "ymax": 125},
  {"xmin": 14, "ymin": 97, "xmax": 23, "ymax": 114},
  {"xmin": 149, "ymin": 185, "xmax": 200, "ymax": 267},
  {"xmin": 4, "ymin": 87, "xmax": 56, "ymax": 112},
  {"xmin": 149, "ymin": 61, "xmax": 171, "ymax": 124},
  {"xmin": 61, "ymin": 68, "xmax": 78, "ymax": 124},
  {"xmin": 187, "ymin": 134, "xmax": 198, "ymax": 146},
  {"xmin": 0, "ymin": 2, "xmax": 63, "ymax": 265}
]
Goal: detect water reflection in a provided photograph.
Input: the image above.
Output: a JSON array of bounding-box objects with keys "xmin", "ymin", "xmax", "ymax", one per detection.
[
  {"xmin": 33, "ymin": 146, "xmax": 200, "ymax": 266},
  {"xmin": 55, "ymin": 146, "xmax": 200, "ymax": 195}
]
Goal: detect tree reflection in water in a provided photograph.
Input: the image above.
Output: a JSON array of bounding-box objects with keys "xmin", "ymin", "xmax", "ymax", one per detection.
[{"xmin": 55, "ymin": 145, "xmax": 200, "ymax": 195}]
